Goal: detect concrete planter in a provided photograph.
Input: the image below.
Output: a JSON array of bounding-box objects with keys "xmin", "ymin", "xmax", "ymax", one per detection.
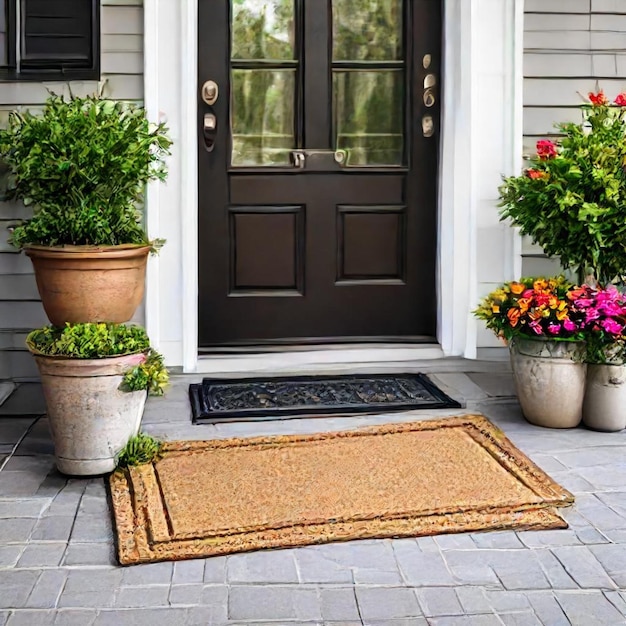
[
  {"xmin": 582, "ymin": 363, "xmax": 626, "ymax": 432},
  {"xmin": 33, "ymin": 352, "xmax": 147, "ymax": 475},
  {"xmin": 509, "ymin": 337, "xmax": 586, "ymax": 429},
  {"xmin": 25, "ymin": 244, "xmax": 150, "ymax": 325}
]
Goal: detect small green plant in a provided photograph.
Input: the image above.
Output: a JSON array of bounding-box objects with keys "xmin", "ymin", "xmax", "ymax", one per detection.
[
  {"xmin": 122, "ymin": 349, "xmax": 169, "ymax": 396},
  {"xmin": 0, "ymin": 92, "xmax": 171, "ymax": 249},
  {"xmin": 116, "ymin": 432, "xmax": 163, "ymax": 468},
  {"xmin": 26, "ymin": 323, "xmax": 168, "ymax": 395}
]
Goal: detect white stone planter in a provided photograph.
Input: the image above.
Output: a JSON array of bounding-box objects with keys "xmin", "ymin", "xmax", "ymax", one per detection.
[
  {"xmin": 509, "ymin": 337, "xmax": 586, "ymax": 429},
  {"xmin": 32, "ymin": 352, "xmax": 147, "ymax": 475},
  {"xmin": 582, "ymin": 363, "xmax": 626, "ymax": 432}
]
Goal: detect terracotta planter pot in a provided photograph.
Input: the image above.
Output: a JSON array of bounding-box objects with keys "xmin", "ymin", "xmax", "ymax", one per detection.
[
  {"xmin": 33, "ymin": 352, "xmax": 147, "ymax": 476},
  {"xmin": 582, "ymin": 363, "xmax": 626, "ymax": 432},
  {"xmin": 509, "ymin": 336, "xmax": 586, "ymax": 429},
  {"xmin": 25, "ymin": 244, "xmax": 150, "ymax": 325}
]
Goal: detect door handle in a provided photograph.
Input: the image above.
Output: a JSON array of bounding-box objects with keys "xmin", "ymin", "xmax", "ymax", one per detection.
[
  {"xmin": 203, "ymin": 113, "xmax": 217, "ymax": 152},
  {"xmin": 291, "ymin": 150, "xmax": 305, "ymax": 168},
  {"xmin": 201, "ymin": 80, "xmax": 219, "ymax": 106}
]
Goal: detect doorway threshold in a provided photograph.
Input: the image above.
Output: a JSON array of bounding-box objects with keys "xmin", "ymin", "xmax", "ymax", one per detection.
[{"xmin": 195, "ymin": 343, "xmax": 445, "ymax": 376}]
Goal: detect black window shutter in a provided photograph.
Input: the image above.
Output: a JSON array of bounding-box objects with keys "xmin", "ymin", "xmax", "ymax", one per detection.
[{"xmin": 20, "ymin": 0, "xmax": 99, "ymax": 75}]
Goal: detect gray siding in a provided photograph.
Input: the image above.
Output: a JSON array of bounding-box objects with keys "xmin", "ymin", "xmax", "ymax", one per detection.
[
  {"xmin": 0, "ymin": 0, "xmax": 144, "ymax": 382},
  {"xmin": 522, "ymin": 0, "xmax": 626, "ymax": 276}
]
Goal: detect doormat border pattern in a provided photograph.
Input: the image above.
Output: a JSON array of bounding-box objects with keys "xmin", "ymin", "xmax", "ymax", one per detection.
[
  {"xmin": 110, "ymin": 415, "xmax": 574, "ymax": 565},
  {"xmin": 189, "ymin": 373, "xmax": 461, "ymax": 423}
]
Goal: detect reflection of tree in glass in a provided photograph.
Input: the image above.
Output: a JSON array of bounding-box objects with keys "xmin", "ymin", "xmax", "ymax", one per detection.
[
  {"xmin": 231, "ymin": 1, "xmax": 295, "ymax": 165},
  {"xmin": 333, "ymin": 0, "xmax": 404, "ymax": 165}
]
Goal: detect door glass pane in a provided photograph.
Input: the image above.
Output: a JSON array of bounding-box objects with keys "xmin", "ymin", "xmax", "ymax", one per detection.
[
  {"xmin": 231, "ymin": 69, "xmax": 296, "ymax": 166},
  {"xmin": 232, "ymin": 0, "xmax": 295, "ymax": 60},
  {"xmin": 0, "ymin": 0, "xmax": 7, "ymax": 66},
  {"xmin": 334, "ymin": 70, "xmax": 404, "ymax": 166},
  {"xmin": 333, "ymin": 0, "xmax": 402, "ymax": 61}
]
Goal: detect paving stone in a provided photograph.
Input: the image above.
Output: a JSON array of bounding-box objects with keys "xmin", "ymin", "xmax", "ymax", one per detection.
[
  {"xmin": 589, "ymin": 544, "xmax": 626, "ymax": 588},
  {"xmin": 551, "ymin": 546, "xmax": 617, "ymax": 589},
  {"xmin": 203, "ymin": 556, "xmax": 227, "ymax": 583},
  {"xmin": 0, "ymin": 418, "xmax": 37, "ymax": 444},
  {"xmin": 415, "ymin": 536, "xmax": 440, "ymax": 553},
  {"xmin": 440, "ymin": 550, "xmax": 499, "ymax": 587},
  {"xmin": 416, "ymin": 587, "xmax": 464, "ymax": 617},
  {"xmin": 6, "ymin": 610, "xmax": 59, "ymax": 625},
  {"xmin": 428, "ymin": 616, "xmax": 503, "ymax": 626},
  {"xmin": 0, "ymin": 471, "xmax": 57, "ymax": 497},
  {"xmin": 0, "ymin": 571, "xmax": 40, "ymax": 609},
  {"xmin": 0, "ymin": 545, "xmax": 24, "ymax": 567},
  {"xmin": 434, "ymin": 534, "xmax": 476, "ymax": 550},
  {"xmin": 573, "ymin": 494, "xmax": 626, "ymax": 531},
  {"xmin": 0, "ymin": 498, "xmax": 49, "ymax": 518},
  {"xmin": 35, "ymin": 472, "xmax": 69, "ymax": 498},
  {"xmin": 186, "ymin": 602, "xmax": 230, "ymax": 626},
  {"xmin": 172, "ymin": 559, "xmax": 205, "ymax": 584},
  {"xmin": 69, "ymin": 513, "xmax": 114, "ymax": 543},
  {"xmin": 115, "ymin": 585, "xmax": 171, "ymax": 608},
  {"xmin": 64, "ymin": 569, "xmax": 123, "ymax": 594},
  {"xmin": 295, "ymin": 546, "xmax": 354, "ymax": 584},
  {"xmin": 228, "ymin": 586, "xmax": 321, "ymax": 621},
  {"xmin": 604, "ymin": 590, "xmax": 626, "ymax": 617},
  {"xmin": 555, "ymin": 591, "xmax": 625, "ymax": 626},
  {"xmin": 320, "ymin": 588, "xmax": 361, "ymax": 621},
  {"xmin": 454, "ymin": 588, "xmax": 491, "ymax": 614},
  {"xmin": 63, "ymin": 542, "xmax": 116, "ymax": 566},
  {"xmin": 355, "ymin": 587, "xmax": 422, "ymax": 620},
  {"xmin": 499, "ymin": 613, "xmax": 541, "ymax": 626},
  {"xmin": 576, "ymin": 466, "xmax": 626, "ymax": 490},
  {"xmin": 93, "ymin": 608, "xmax": 188, "ymax": 625},
  {"xmin": 17, "ymin": 542, "xmax": 66, "ymax": 567},
  {"xmin": 199, "ymin": 585, "xmax": 228, "ymax": 621},
  {"xmin": 517, "ymin": 529, "xmax": 582, "ymax": 548},
  {"xmin": 526, "ymin": 454, "xmax": 567, "ymax": 473},
  {"xmin": 546, "ymin": 472, "xmax": 596, "ymax": 493},
  {"xmin": 363, "ymin": 620, "xmax": 428, "ymax": 626},
  {"xmin": 470, "ymin": 532, "xmax": 524, "ymax": 549},
  {"xmin": 58, "ymin": 591, "xmax": 117, "ymax": 609},
  {"xmin": 120, "ymin": 562, "xmax": 173, "ymax": 585},
  {"xmin": 168, "ymin": 584, "xmax": 204, "ymax": 606},
  {"xmin": 0, "ymin": 613, "xmax": 7, "ymax": 626},
  {"xmin": 25, "ymin": 570, "xmax": 69, "ymax": 609},
  {"xmin": 45, "ymin": 484, "xmax": 85, "ymax": 516},
  {"xmin": 393, "ymin": 540, "xmax": 455, "ymax": 587},
  {"xmin": 53, "ymin": 609, "xmax": 98, "ymax": 625},
  {"xmin": 77, "ymin": 495, "xmax": 109, "ymax": 516},
  {"xmin": 31, "ymin": 516, "xmax": 75, "ymax": 542},
  {"xmin": 227, "ymin": 548, "xmax": 299, "ymax": 583},
  {"xmin": 0, "ymin": 518, "xmax": 38, "ymax": 542},
  {"xmin": 485, "ymin": 590, "xmax": 530, "ymax": 612},
  {"xmin": 486, "ymin": 550, "xmax": 552, "ymax": 590},
  {"xmin": 533, "ymin": 549, "xmax": 578, "ymax": 589},
  {"xmin": 526, "ymin": 592, "xmax": 570, "ymax": 626}
]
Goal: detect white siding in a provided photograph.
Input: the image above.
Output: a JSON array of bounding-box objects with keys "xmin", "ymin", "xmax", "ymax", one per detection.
[
  {"xmin": 0, "ymin": 1, "xmax": 144, "ymax": 382},
  {"xmin": 522, "ymin": 0, "xmax": 626, "ymax": 277}
]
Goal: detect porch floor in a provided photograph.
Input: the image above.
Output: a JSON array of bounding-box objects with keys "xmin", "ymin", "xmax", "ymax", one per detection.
[{"xmin": 1, "ymin": 359, "xmax": 625, "ymax": 625}]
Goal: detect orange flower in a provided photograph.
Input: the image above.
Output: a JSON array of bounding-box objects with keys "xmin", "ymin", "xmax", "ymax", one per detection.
[
  {"xmin": 510, "ymin": 282, "xmax": 525, "ymax": 295},
  {"xmin": 507, "ymin": 308, "xmax": 520, "ymax": 327},
  {"xmin": 492, "ymin": 304, "xmax": 500, "ymax": 314},
  {"xmin": 518, "ymin": 298, "xmax": 531, "ymax": 313},
  {"xmin": 533, "ymin": 279, "xmax": 548, "ymax": 291}
]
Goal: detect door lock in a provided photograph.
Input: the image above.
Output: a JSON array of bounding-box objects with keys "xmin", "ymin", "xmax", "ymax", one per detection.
[
  {"xmin": 291, "ymin": 150, "xmax": 306, "ymax": 168},
  {"xmin": 203, "ymin": 113, "xmax": 217, "ymax": 152},
  {"xmin": 201, "ymin": 80, "xmax": 219, "ymax": 106}
]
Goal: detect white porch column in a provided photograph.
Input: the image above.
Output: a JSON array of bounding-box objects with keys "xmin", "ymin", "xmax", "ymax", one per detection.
[{"xmin": 438, "ymin": 0, "xmax": 524, "ymax": 358}]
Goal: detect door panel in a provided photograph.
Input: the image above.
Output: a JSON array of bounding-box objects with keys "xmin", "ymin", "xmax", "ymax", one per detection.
[{"xmin": 198, "ymin": 0, "xmax": 441, "ymax": 346}]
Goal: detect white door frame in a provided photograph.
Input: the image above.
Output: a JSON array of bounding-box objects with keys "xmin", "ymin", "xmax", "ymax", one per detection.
[{"xmin": 143, "ymin": 0, "xmax": 524, "ymax": 372}]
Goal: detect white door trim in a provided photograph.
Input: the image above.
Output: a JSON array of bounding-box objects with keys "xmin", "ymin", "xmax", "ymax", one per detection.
[{"xmin": 143, "ymin": 0, "xmax": 523, "ymax": 371}]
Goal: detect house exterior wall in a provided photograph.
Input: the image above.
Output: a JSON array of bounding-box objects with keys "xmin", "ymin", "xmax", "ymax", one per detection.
[
  {"xmin": 0, "ymin": 0, "xmax": 144, "ymax": 383},
  {"xmin": 522, "ymin": 0, "xmax": 626, "ymax": 278}
]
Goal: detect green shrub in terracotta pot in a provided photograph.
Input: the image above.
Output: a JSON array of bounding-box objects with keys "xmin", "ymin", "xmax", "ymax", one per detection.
[{"xmin": 0, "ymin": 91, "xmax": 172, "ymax": 325}]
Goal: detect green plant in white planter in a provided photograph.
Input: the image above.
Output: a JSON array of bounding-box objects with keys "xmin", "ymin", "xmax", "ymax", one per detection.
[
  {"xmin": 26, "ymin": 323, "xmax": 168, "ymax": 476},
  {"xmin": 0, "ymin": 92, "xmax": 172, "ymax": 325}
]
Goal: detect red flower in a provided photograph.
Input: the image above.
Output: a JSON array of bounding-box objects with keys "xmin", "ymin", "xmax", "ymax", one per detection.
[
  {"xmin": 615, "ymin": 93, "xmax": 626, "ymax": 107},
  {"xmin": 588, "ymin": 91, "xmax": 608, "ymax": 106},
  {"xmin": 536, "ymin": 139, "xmax": 557, "ymax": 160},
  {"xmin": 527, "ymin": 169, "xmax": 547, "ymax": 180}
]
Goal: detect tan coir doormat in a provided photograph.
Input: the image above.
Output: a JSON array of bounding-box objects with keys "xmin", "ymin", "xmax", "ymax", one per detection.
[{"xmin": 110, "ymin": 415, "xmax": 574, "ymax": 565}]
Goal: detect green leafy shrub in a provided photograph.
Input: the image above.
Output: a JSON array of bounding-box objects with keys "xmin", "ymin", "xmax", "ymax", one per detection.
[
  {"xmin": 116, "ymin": 433, "xmax": 163, "ymax": 468},
  {"xmin": 499, "ymin": 90, "xmax": 626, "ymax": 285},
  {"xmin": 0, "ymin": 92, "xmax": 171, "ymax": 249},
  {"xmin": 26, "ymin": 323, "xmax": 168, "ymax": 395}
]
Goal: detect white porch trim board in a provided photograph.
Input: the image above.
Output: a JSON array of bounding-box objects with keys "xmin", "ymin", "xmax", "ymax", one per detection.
[{"xmin": 143, "ymin": 0, "xmax": 523, "ymax": 372}]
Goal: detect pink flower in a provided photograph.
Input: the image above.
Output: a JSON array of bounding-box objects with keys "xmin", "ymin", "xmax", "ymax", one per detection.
[
  {"xmin": 600, "ymin": 319, "xmax": 624, "ymax": 335},
  {"xmin": 574, "ymin": 298, "xmax": 594, "ymax": 308},
  {"xmin": 536, "ymin": 139, "xmax": 557, "ymax": 160},
  {"xmin": 522, "ymin": 289, "xmax": 534, "ymax": 298},
  {"xmin": 615, "ymin": 93, "xmax": 626, "ymax": 107},
  {"xmin": 586, "ymin": 308, "xmax": 601, "ymax": 323},
  {"xmin": 563, "ymin": 319, "xmax": 577, "ymax": 332},
  {"xmin": 529, "ymin": 320, "xmax": 544, "ymax": 335},
  {"xmin": 547, "ymin": 323, "xmax": 561, "ymax": 335}
]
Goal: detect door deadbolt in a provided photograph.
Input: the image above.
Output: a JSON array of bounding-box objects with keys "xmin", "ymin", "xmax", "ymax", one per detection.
[
  {"xmin": 423, "ymin": 88, "xmax": 436, "ymax": 108},
  {"xmin": 201, "ymin": 80, "xmax": 219, "ymax": 106}
]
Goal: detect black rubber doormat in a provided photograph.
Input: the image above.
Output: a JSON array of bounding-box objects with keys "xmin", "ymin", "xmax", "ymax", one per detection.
[{"xmin": 189, "ymin": 374, "xmax": 461, "ymax": 423}]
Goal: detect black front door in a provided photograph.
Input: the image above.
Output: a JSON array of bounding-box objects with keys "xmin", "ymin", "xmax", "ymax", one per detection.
[{"xmin": 198, "ymin": 0, "xmax": 441, "ymax": 346}]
